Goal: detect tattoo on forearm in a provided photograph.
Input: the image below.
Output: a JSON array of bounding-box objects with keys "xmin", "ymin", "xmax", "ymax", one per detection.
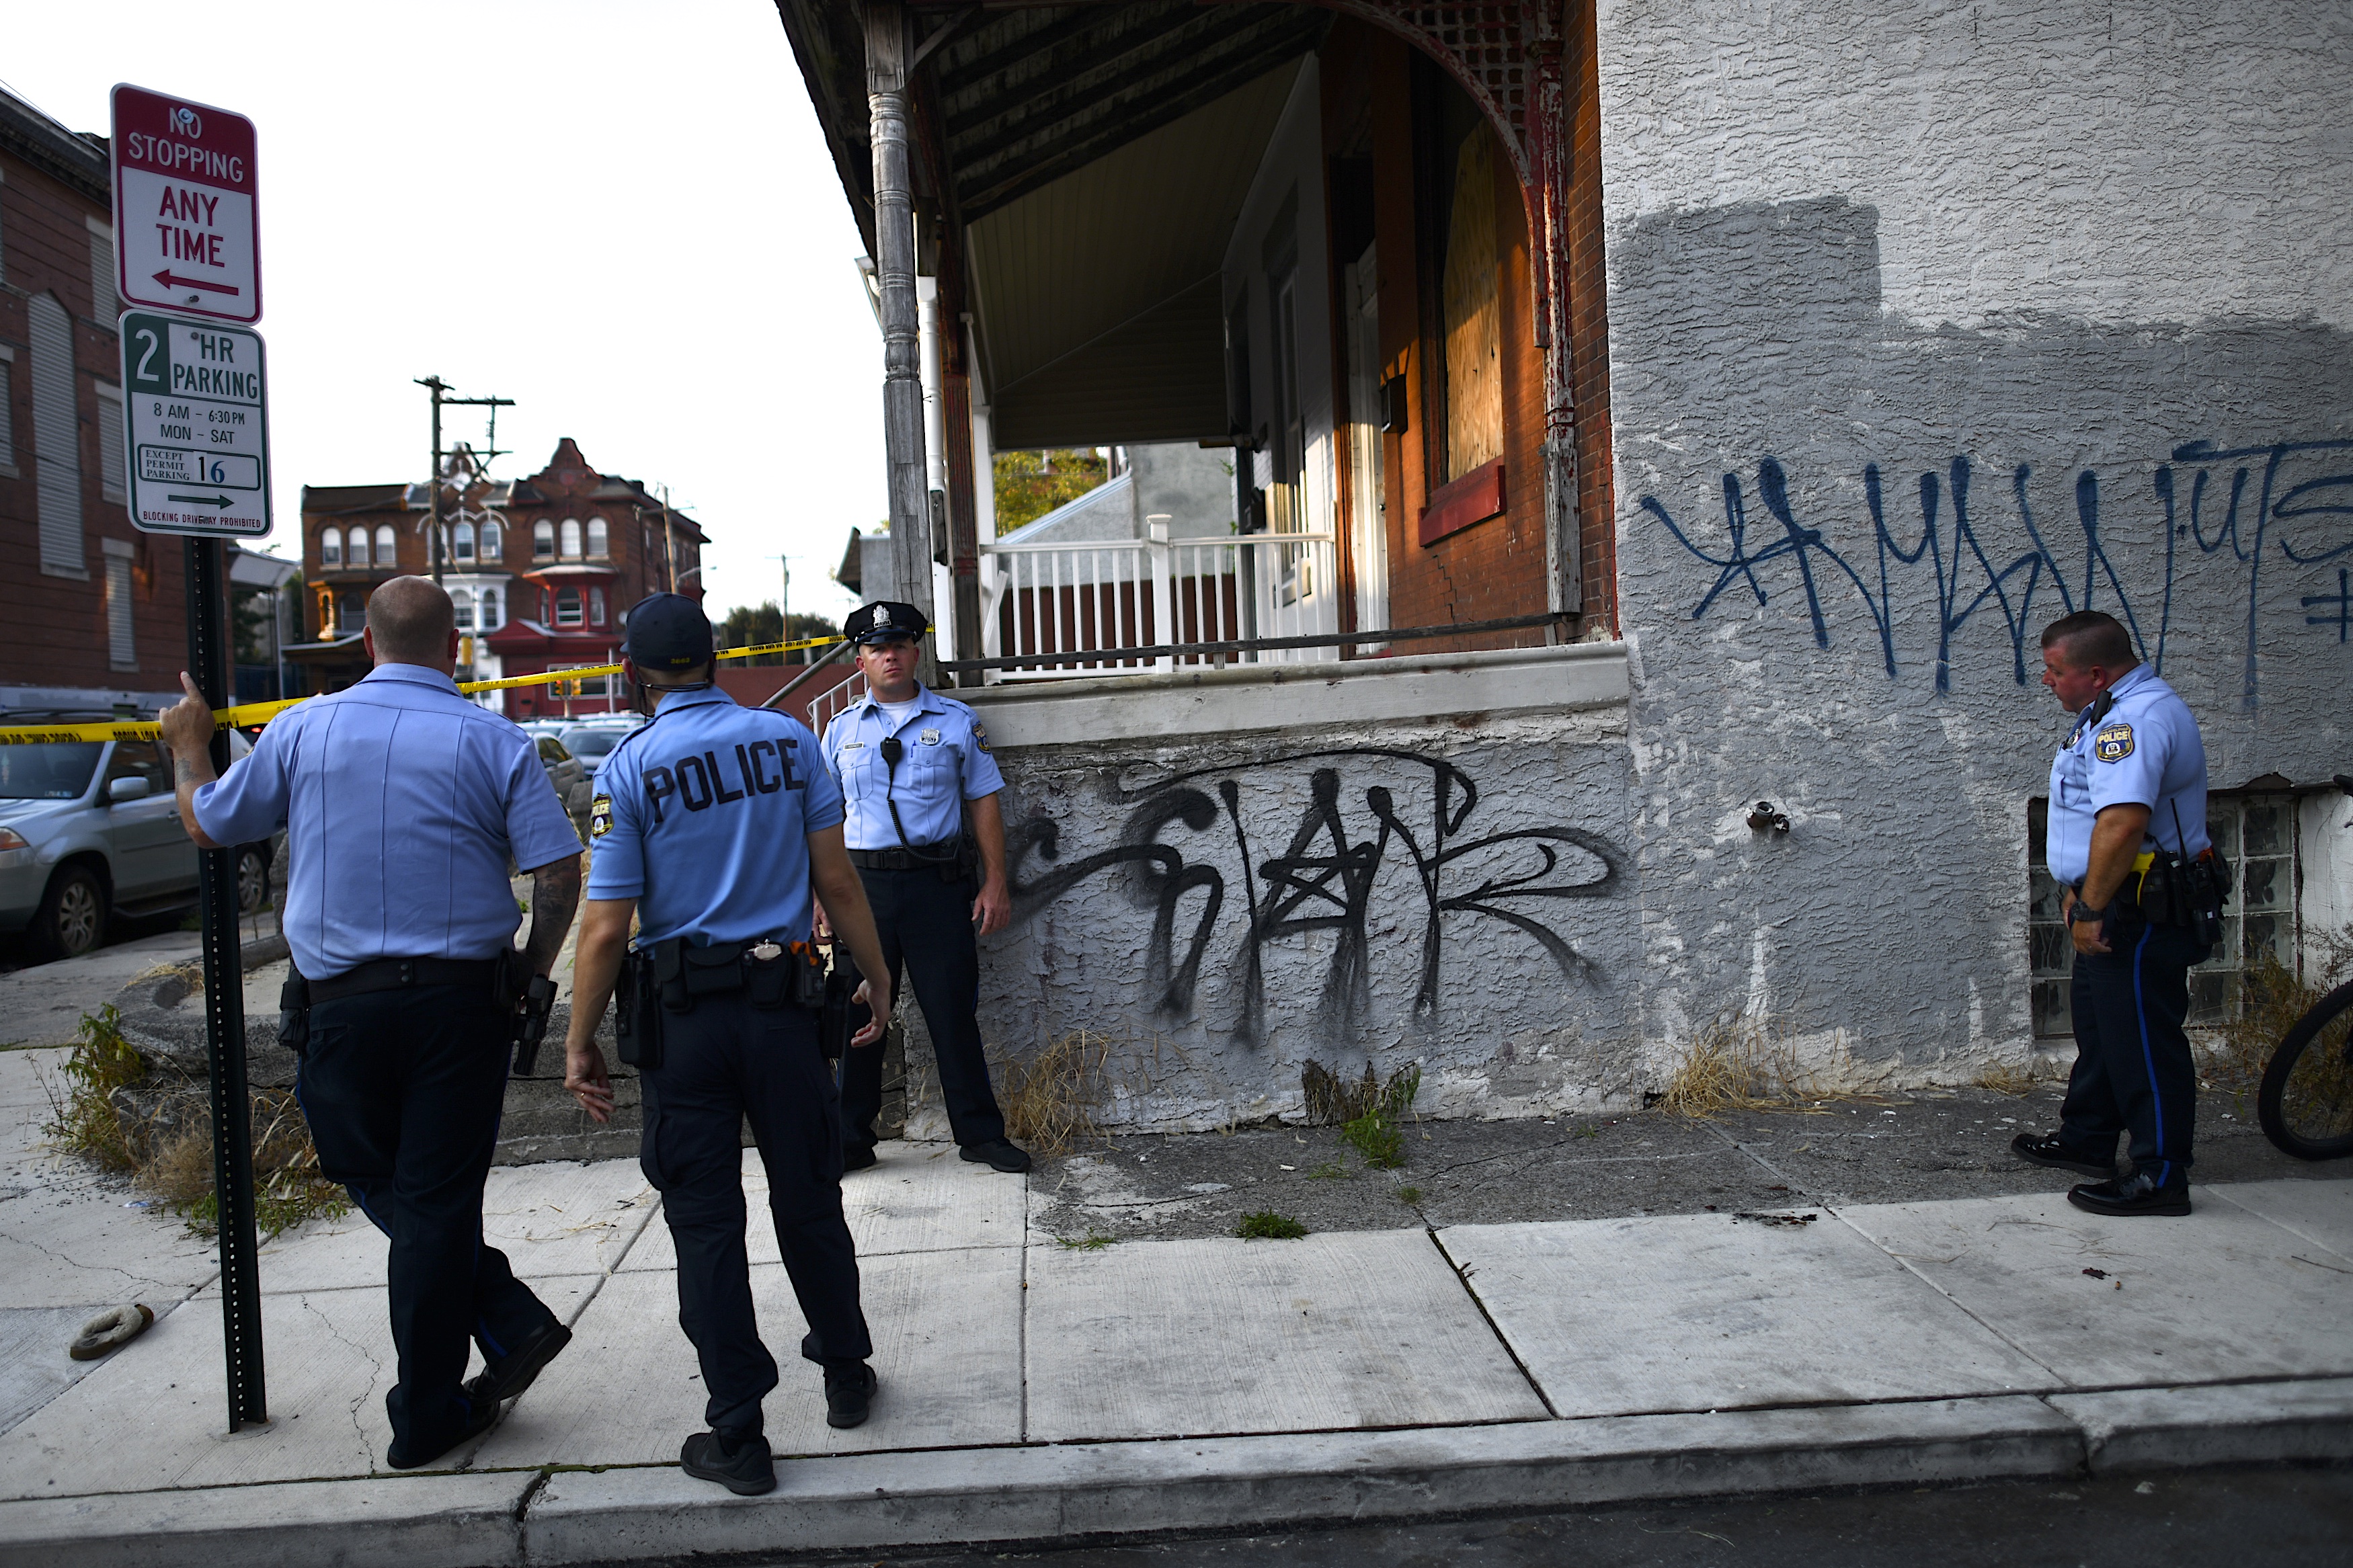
[
  {"xmin": 175, "ymin": 758, "xmax": 201, "ymax": 789},
  {"xmin": 524, "ymin": 856, "xmax": 583, "ymax": 974}
]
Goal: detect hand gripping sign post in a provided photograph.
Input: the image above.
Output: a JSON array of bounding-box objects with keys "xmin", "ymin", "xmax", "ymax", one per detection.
[{"xmin": 114, "ymin": 84, "xmax": 269, "ymax": 1435}]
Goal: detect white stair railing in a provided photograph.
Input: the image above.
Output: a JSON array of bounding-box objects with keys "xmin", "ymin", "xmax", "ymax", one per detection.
[{"xmin": 978, "ymin": 528, "xmax": 1339, "ymax": 681}]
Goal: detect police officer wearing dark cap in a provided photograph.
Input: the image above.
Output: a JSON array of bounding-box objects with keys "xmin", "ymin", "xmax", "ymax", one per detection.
[
  {"xmin": 562, "ymin": 593, "xmax": 897, "ymax": 1497},
  {"xmin": 818, "ymin": 600, "xmax": 1029, "ymax": 1174}
]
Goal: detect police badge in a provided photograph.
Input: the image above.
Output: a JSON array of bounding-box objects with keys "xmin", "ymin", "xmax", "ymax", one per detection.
[
  {"xmin": 589, "ymin": 794, "xmax": 614, "ymax": 837},
  {"xmin": 2092, "ymin": 723, "xmax": 2135, "ymax": 762}
]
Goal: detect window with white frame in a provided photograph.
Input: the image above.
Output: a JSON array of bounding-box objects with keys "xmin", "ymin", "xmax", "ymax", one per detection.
[
  {"xmin": 590, "ymin": 586, "xmax": 606, "ymax": 626},
  {"xmin": 533, "ymin": 520, "xmax": 555, "ymax": 559},
  {"xmin": 374, "ymin": 524, "xmax": 397, "ymax": 565},
  {"xmin": 346, "ymin": 527, "xmax": 369, "ymax": 567},
  {"xmin": 452, "ymin": 520, "xmax": 475, "ymax": 561},
  {"xmin": 586, "ymin": 517, "xmax": 608, "ymax": 559},
  {"xmin": 2030, "ymin": 791, "xmax": 2304, "ymax": 1038},
  {"xmin": 95, "ymin": 383, "xmax": 126, "ymax": 503},
  {"xmin": 552, "ymin": 663, "xmax": 610, "ymax": 699},
  {"xmin": 479, "ymin": 587, "xmax": 501, "ymax": 630},
  {"xmin": 560, "ymin": 519, "xmax": 582, "ymax": 561},
  {"xmin": 555, "ymin": 586, "xmax": 584, "ymax": 626},
  {"xmin": 340, "ymin": 591, "xmax": 367, "ymax": 632},
  {"xmin": 321, "ymin": 527, "xmax": 342, "ymax": 567},
  {"xmin": 480, "ymin": 518, "xmax": 502, "ymax": 560},
  {"xmin": 0, "ymin": 346, "xmax": 15, "ymax": 474},
  {"xmin": 103, "ymin": 539, "xmax": 135, "ymax": 670},
  {"xmin": 450, "ymin": 587, "xmax": 475, "ymax": 630}
]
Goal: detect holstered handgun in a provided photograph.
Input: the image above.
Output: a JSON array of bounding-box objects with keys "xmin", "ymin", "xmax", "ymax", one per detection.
[
  {"xmin": 512, "ymin": 973, "xmax": 556, "ymax": 1076},
  {"xmin": 278, "ymin": 971, "xmax": 310, "ymax": 1055},
  {"xmin": 615, "ymin": 948, "xmax": 663, "ymax": 1069}
]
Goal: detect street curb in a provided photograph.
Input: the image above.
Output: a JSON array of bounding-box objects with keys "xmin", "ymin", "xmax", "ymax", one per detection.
[
  {"xmin": 2051, "ymin": 1376, "xmax": 2353, "ymax": 1473},
  {"xmin": 525, "ymin": 1397, "xmax": 2081, "ymax": 1563},
  {"xmin": 5, "ymin": 1381, "xmax": 2348, "ymax": 1568},
  {"xmin": 0, "ymin": 1470, "xmax": 532, "ymax": 1568}
]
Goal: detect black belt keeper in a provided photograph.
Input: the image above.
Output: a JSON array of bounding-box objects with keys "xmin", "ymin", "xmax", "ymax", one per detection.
[{"xmin": 307, "ymin": 956, "xmax": 502, "ymax": 1004}]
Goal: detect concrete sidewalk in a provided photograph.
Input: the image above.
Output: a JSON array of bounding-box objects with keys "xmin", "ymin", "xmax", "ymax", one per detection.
[{"xmin": 0, "ymin": 1032, "xmax": 2348, "ymax": 1566}]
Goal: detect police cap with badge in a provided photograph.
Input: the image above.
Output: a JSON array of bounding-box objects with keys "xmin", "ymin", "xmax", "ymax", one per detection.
[{"xmin": 845, "ymin": 601, "xmax": 928, "ymax": 645}]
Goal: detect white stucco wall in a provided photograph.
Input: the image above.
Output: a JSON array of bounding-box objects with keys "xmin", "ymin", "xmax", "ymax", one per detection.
[{"xmin": 1598, "ymin": 0, "xmax": 2353, "ymax": 1071}]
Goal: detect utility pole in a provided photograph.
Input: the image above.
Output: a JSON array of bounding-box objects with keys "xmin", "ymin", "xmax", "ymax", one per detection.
[
  {"xmin": 864, "ymin": 1, "xmax": 937, "ymax": 680},
  {"xmin": 660, "ymin": 485, "xmax": 677, "ymax": 592},
  {"xmin": 415, "ymin": 376, "xmax": 514, "ymax": 584},
  {"xmin": 779, "ymin": 553, "xmax": 791, "ymax": 663}
]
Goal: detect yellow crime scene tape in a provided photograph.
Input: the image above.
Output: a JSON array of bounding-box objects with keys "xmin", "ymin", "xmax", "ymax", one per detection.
[{"xmin": 0, "ymin": 633, "xmax": 848, "ymax": 746}]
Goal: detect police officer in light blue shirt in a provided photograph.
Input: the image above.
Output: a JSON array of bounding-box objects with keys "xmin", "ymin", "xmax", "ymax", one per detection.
[
  {"xmin": 817, "ymin": 600, "xmax": 1028, "ymax": 1175},
  {"xmin": 561, "ymin": 593, "xmax": 894, "ymax": 1497},
  {"xmin": 160, "ymin": 576, "xmax": 584, "ymax": 1471},
  {"xmin": 2011, "ymin": 610, "xmax": 2212, "ymax": 1217}
]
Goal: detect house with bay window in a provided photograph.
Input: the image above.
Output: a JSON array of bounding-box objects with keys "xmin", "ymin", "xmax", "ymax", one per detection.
[{"xmin": 290, "ymin": 437, "xmax": 705, "ymax": 716}]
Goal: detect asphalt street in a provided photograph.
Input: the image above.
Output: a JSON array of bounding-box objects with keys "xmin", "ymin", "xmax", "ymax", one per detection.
[{"xmin": 729, "ymin": 1466, "xmax": 2353, "ymax": 1568}]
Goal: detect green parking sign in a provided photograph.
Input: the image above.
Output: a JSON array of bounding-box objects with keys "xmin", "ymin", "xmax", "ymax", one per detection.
[{"xmin": 118, "ymin": 308, "xmax": 272, "ymax": 538}]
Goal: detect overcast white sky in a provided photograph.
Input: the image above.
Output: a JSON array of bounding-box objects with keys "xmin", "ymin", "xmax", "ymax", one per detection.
[{"xmin": 8, "ymin": 0, "xmax": 881, "ymax": 624}]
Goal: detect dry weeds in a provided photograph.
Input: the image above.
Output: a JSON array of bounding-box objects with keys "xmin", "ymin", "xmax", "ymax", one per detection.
[
  {"xmin": 994, "ymin": 1028, "xmax": 1115, "ymax": 1158},
  {"xmin": 1970, "ymin": 1063, "xmax": 2040, "ymax": 1096},
  {"xmin": 2197, "ymin": 925, "xmax": 2353, "ymax": 1097},
  {"xmin": 1657, "ymin": 1009, "xmax": 1878, "ymax": 1118}
]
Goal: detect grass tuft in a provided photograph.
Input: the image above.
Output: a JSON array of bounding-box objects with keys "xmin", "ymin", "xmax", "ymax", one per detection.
[
  {"xmin": 1055, "ymin": 1231, "xmax": 1118, "ymax": 1250},
  {"xmin": 40, "ymin": 1005, "xmax": 147, "ymax": 1169},
  {"xmin": 1236, "ymin": 1210, "xmax": 1308, "ymax": 1240},
  {"xmin": 1306, "ymin": 1159, "xmax": 1350, "ymax": 1180},
  {"xmin": 995, "ymin": 1029, "xmax": 1113, "ymax": 1159},
  {"xmin": 1657, "ymin": 1010, "xmax": 1876, "ymax": 1119},
  {"xmin": 1396, "ymin": 1185, "xmax": 1424, "ymax": 1206},
  {"xmin": 1971, "ymin": 1063, "xmax": 2039, "ymax": 1096},
  {"xmin": 1337, "ymin": 1065, "xmax": 1420, "ymax": 1169}
]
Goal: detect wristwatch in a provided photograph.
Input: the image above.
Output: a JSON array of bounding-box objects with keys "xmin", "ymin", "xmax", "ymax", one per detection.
[{"xmin": 2068, "ymin": 901, "xmax": 2108, "ymax": 925}]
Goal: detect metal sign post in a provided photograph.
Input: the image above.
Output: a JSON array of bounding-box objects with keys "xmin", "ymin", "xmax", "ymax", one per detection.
[
  {"xmin": 185, "ymin": 537, "xmax": 268, "ymax": 1432},
  {"xmin": 114, "ymin": 83, "xmax": 269, "ymax": 1434}
]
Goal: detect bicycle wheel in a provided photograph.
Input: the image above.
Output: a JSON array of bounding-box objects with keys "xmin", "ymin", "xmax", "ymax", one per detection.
[{"xmin": 2258, "ymin": 978, "xmax": 2353, "ymax": 1160}]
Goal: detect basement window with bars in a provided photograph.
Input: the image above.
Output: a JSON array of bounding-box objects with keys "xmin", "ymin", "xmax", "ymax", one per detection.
[{"xmin": 2030, "ymin": 791, "xmax": 2300, "ymax": 1038}]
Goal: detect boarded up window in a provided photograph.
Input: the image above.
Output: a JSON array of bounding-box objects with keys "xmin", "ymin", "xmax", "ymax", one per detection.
[
  {"xmin": 104, "ymin": 541, "xmax": 136, "ymax": 670},
  {"xmin": 29, "ymin": 293, "xmax": 85, "ymax": 577},
  {"xmin": 1441, "ymin": 130, "xmax": 1502, "ymax": 483}
]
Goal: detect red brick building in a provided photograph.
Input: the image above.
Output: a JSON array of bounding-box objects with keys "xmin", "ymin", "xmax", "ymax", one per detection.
[
  {"xmin": 0, "ymin": 85, "xmax": 192, "ymax": 710},
  {"xmin": 290, "ymin": 438, "xmax": 705, "ymax": 718}
]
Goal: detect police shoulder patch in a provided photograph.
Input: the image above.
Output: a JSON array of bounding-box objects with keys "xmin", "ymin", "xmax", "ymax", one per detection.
[
  {"xmin": 973, "ymin": 723, "xmax": 990, "ymax": 753},
  {"xmin": 589, "ymin": 794, "xmax": 614, "ymax": 837},
  {"xmin": 2092, "ymin": 723, "xmax": 2135, "ymax": 762}
]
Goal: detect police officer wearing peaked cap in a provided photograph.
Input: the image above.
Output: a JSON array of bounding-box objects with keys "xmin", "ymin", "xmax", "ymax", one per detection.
[
  {"xmin": 561, "ymin": 593, "xmax": 897, "ymax": 1497},
  {"xmin": 159, "ymin": 576, "xmax": 584, "ymax": 1471},
  {"xmin": 820, "ymin": 600, "xmax": 1030, "ymax": 1173},
  {"xmin": 2011, "ymin": 610, "xmax": 2213, "ymax": 1217}
]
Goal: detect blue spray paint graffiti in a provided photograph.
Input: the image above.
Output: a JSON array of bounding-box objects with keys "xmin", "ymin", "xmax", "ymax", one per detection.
[{"xmin": 1641, "ymin": 439, "xmax": 2353, "ymax": 705}]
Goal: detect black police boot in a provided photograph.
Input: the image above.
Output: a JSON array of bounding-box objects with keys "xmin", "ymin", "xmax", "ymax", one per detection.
[
  {"xmin": 385, "ymin": 1393, "xmax": 500, "ymax": 1471},
  {"xmin": 2009, "ymin": 1131, "xmax": 2114, "ymax": 1178},
  {"xmin": 681, "ymin": 1428, "xmax": 776, "ymax": 1495},
  {"xmin": 463, "ymin": 1321, "xmax": 572, "ymax": 1408},
  {"xmin": 960, "ymin": 1138, "xmax": 1032, "ymax": 1173},
  {"xmin": 825, "ymin": 1362, "xmax": 877, "ymax": 1429},
  {"xmin": 842, "ymin": 1143, "xmax": 878, "ymax": 1173},
  {"xmin": 2067, "ymin": 1167, "xmax": 2192, "ymax": 1217}
]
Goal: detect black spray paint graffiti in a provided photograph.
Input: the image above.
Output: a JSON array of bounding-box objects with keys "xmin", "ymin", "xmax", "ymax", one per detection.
[
  {"xmin": 1640, "ymin": 438, "xmax": 2353, "ymax": 707},
  {"xmin": 1007, "ymin": 749, "xmax": 1619, "ymax": 1047}
]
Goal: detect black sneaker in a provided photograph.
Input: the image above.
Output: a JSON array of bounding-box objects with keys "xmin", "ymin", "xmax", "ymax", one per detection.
[
  {"xmin": 842, "ymin": 1143, "xmax": 878, "ymax": 1172},
  {"xmin": 2009, "ymin": 1131, "xmax": 2114, "ymax": 1178},
  {"xmin": 681, "ymin": 1429, "xmax": 776, "ymax": 1495},
  {"xmin": 386, "ymin": 1393, "xmax": 500, "ymax": 1471},
  {"xmin": 824, "ymin": 1362, "xmax": 877, "ymax": 1429},
  {"xmin": 463, "ymin": 1321, "xmax": 571, "ymax": 1408},
  {"xmin": 960, "ymin": 1138, "xmax": 1032, "ymax": 1173},
  {"xmin": 2068, "ymin": 1168, "xmax": 2192, "ymax": 1217}
]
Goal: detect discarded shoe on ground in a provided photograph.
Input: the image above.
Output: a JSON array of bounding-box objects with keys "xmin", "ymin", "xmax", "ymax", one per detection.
[{"xmin": 69, "ymin": 1304, "xmax": 155, "ymax": 1362}]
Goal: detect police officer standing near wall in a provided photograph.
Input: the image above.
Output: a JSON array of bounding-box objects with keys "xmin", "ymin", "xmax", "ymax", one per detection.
[
  {"xmin": 820, "ymin": 601, "xmax": 1029, "ymax": 1174},
  {"xmin": 561, "ymin": 593, "xmax": 895, "ymax": 1497},
  {"xmin": 2012, "ymin": 610, "xmax": 2218, "ymax": 1217},
  {"xmin": 160, "ymin": 576, "xmax": 584, "ymax": 1469}
]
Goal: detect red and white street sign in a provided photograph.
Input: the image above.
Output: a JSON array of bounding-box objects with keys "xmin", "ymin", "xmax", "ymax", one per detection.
[{"xmin": 110, "ymin": 85, "xmax": 260, "ymax": 324}]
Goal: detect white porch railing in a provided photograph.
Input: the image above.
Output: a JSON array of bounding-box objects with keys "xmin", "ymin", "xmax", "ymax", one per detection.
[{"xmin": 978, "ymin": 520, "xmax": 1339, "ymax": 680}]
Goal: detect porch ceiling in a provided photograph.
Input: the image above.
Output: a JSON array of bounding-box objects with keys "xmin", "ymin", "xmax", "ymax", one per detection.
[{"xmin": 775, "ymin": 1, "xmax": 1328, "ymax": 448}]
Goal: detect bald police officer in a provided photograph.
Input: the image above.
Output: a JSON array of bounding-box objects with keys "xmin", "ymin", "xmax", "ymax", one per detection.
[
  {"xmin": 563, "ymin": 594, "xmax": 894, "ymax": 1497},
  {"xmin": 820, "ymin": 601, "xmax": 1029, "ymax": 1174},
  {"xmin": 2012, "ymin": 610, "xmax": 2213, "ymax": 1217},
  {"xmin": 161, "ymin": 576, "xmax": 583, "ymax": 1470}
]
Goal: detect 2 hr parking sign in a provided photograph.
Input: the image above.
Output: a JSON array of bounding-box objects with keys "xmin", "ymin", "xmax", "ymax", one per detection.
[{"xmin": 118, "ymin": 309, "xmax": 272, "ymax": 538}]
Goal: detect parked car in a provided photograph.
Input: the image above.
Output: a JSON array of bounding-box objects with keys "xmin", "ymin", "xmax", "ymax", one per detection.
[
  {"xmin": 0, "ymin": 716, "xmax": 272, "ymax": 961},
  {"xmin": 555, "ymin": 717, "xmax": 644, "ymax": 778}
]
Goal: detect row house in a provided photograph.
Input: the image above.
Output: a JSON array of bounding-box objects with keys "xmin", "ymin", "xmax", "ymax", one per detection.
[
  {"xmin": 779, "ymin": 2, "xmax": 2352, "ymax": 1135},
  {"xmin": 0, "ymin": 85, "xmax": 191, "ymax": 712},
  {"xmin": 291, "ymin": 438, "xmax": 705, "ymax": 719}
]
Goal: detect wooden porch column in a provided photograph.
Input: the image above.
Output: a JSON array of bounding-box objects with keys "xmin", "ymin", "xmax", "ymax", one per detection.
[{"xmin": 863, "ymin": 1, "xmax": 937, "ymax": 657}]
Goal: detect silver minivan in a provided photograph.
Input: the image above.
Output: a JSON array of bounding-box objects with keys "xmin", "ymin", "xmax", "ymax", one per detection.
[{"xmin": 0, "ymin": 720, "xmax": 267, "ymax": 961}]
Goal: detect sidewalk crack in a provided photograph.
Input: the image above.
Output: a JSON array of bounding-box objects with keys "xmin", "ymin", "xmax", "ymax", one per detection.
[
  {"xmin": 298, "ymin": 1292, "xmax": 384, "ymax": 1458},
  {"xmin": 1425, "ymin": 1227, "xmax": 1558, "ymax": 1419}
]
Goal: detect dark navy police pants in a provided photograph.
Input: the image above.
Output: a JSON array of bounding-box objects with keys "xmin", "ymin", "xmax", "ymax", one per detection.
[
  {"xmin": 297, "ymin": 985, "xmax": 559, "ymax": 1459},
  {"xmin": 640, "ymin": 992, "xmax": 870, "ymax": 1437},
  {"xmin": 2061, "ymin": 921, "xmax": 2208, "ymax": 1184},
  {"xmin": 838, "ymin": 865, "xmax": 1008, "ymax": 1151}
]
